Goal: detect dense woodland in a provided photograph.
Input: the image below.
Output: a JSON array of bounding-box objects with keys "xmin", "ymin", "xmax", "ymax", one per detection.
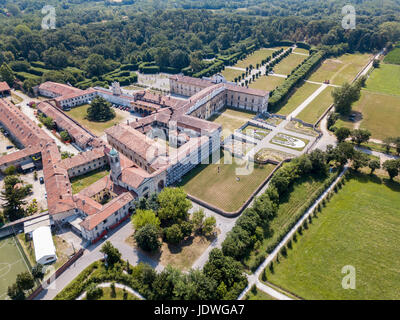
[{"xmin": 0, "ymin": 0, "xmax": 399, "ymax": 92}]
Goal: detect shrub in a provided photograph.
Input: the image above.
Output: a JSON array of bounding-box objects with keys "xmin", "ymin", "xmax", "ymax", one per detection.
[{"xmin": 86, "ymin": 283, "xmax": 103, "ymax": 300}]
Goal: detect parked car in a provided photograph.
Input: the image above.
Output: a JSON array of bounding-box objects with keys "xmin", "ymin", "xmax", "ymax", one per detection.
[
  {"xmin": 6, "ymin": 145, "xmax": 13, "ymax": 150},
  {"xmin": 39, "ymin": 177, "xmax": 44, "ymax": 184}
]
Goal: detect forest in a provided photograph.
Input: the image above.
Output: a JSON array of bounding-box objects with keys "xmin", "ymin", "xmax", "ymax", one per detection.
[{"xmin": 0, "ymin": 0, "xmax": 399, "ymax": 92}]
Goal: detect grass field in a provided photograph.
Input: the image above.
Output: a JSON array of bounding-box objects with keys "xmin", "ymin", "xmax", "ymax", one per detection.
[
  {"xmin": 244, "ymin": 287, "xmax": 276, "ymax": 300},
  {"xmin": 365, "ymin": 63, "xmax": 400, "ymax": 96},
  {"xmin": 275, "ymin": 82, "xmax": 320, "ymax": 115},
  {"xmin": 221, "ymin": 68, "xmax": 244, "ymax": 82},
  {"xmin": 0, "ymin": 236, "xmax": 31, "ymax": 300},
  {"xmin": 349, "ymin": 90, "xmax": 400, "ymax": 140},
  {"xmin": 265, "ymin": 173, "xmax": 400, "ymax": 300},
  {"xmin": 243, "ymin": 172, "xmax": 333, "ymax": 269},
  {"xmin": 273, "ymin": 54, "xmax": 308, "ymax": 75},
  {"xmin": 308, "ymin": 53, "xmax": 372, "ymax": 85},
  {"xmin": 179, "ymin": 151, "xmax": 276, "ymax": 212},
  {"xmin": 66, "ymin": 104, "xmax": 125, "ymax": 136},
  {"xmin": 71, "ymin": 168, "xmax": 110, "ymax": 194},
  {"xmin": 234, "ymin": 48, "xmax": 274, "ymax": 69},
  {"xmin": 293, "ymin": 48, "xmax": 310, "ymax": 55},
  {"xmin": 296, "ymin": 86, "xmax": 334, "ymax": 124},
  {"xmin": 249, "ymin": 75, "xmax": 286, "ymax": 92},
  {"xmin": 383, "ymin": 47, "xmax": 400, "ymax": 65},
  {"xmin": 209, "ymin": 108, "xmax": 255, "ymax": 139}
]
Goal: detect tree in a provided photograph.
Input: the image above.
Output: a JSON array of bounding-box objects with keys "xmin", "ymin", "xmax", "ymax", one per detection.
[
  {"xmin": 100, "ymin": 241, "xmax": 121, "ymax": 266},
  {"xmin": 383, "ymin": 137, "xmax": 394, "ymax": 154},
  {"xmin": 351, "ymin": 151, "xmax": 369, "ymax": 172},
  {"xmin": 180, "ymin": 220, "xmax": 193, "ymax": 238},
  {"xmin": 335, "ymin": 127, "xmax": 351, "ymax": 143},
  {"xmin": 59, "ymin": 131, "xmax": 71, "ymax": 142},
  {"xmin": 16, "ymin": 272, "xmax": 34, "ymax": 292},
  {"xmin": 383, "ymin": 160, "xmax": 400, "ymax": 180},
  {"xmin": 202, "ymin": 216, "xmax": 216, "ymax": 236},
  {"xmin": 7, "ymin": 283, "xmax": 25, "ymax": 300},
  {"xmin": 3, "ymin": 165, "xmax": 16, "ymax": 176},
  {"xmin": 0, "ymin": 175, "xmax": 30, "ymax": 222},
  {"xmin": 157, "ymin": 187, "xmax": 192, "ymax": 223},
  {"xmin": 164, "ymin": 224, "xmax": 184, "ymax": 245},
  {"xmin": 253, "ymin": 194, "xmax": 277, "ymax": 222},
  {"xmin": 373, "ymin": 59, "xmax": 380, "ymax": 68},
  {"xmin": 308, "ymin": 149, "xmax": 328, "ymax": 174},
  {"xmin": 332, "ymin": 82, "xmax": 361, "ymax": 115},
  {"xmin": 134, "ymin": 224, "xmax": 161, "ymax": 252},
  {"xmin": 86, "ymin": 97, "xmax": 115, "ymax": 122},
  {"xmin": 191, "ymin": 209, "xmax": 205, "ymax": 231},
  {"xmin": 86, "ymin": 283, "xmax": 103, "ymax": 300},
  {"xmin": 86, "ymin": 54, "xmax": 108, "ymax": 77},
  {"xmin": 31, "ymin": 264, "xmax": 44, "ymax": 280},
  {"xmin": 132, "ymin": 209, "xmax": 160, "ymax": 230},
  {"xmin": 169, "ymin": 50, "xmax": 190, "ymax": 69},
  {"xmin": 351, "ymin": 129, "xmax": 371, "ymax": 146},
  {"xmin": 368, "ymin": 159, "xmax": 380, "ymax": 175},
  {"xmin": 0, "ymin": 63, "xmax": 15, "ymax": 86}
]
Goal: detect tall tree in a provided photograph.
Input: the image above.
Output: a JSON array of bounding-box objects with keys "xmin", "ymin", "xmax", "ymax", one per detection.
[
  {"xmin": 157, "ymin": 187, "xmax": 192, "ymax": 223},
  {"xmin": 332, "ymin": 82, "xmax": 361, "ymax": 115}
]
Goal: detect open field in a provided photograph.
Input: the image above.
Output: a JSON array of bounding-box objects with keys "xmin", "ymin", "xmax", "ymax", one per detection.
[
  {"xmin": 179, "ymin": 151, "xmax": 276, "ymax": 212},
  {"xmin": 297, "ymin": 86, "xmax": 334, "ymax": 124},
  {"xmin": 273, "ymin": 54, "xmax": 308, "ymax": 75},
  {"xmin": 349, "ymin": 90, "xmax": 400, "ymax": 140},
  {"xmin": 365, "ymin": 63, "xmax": 400, "ymax": 96},
  {"xmin": 244, "ymin": 287, "xmax": 276, "ymax": 300},
  {"xmin": 66, "ymin": 104, "xmax": 125, "ymax": 136},
  {"xmin": 276, "ymin": 82, "xmax": 320, "ymax": 115},
  {"xmin": 265, "ymin": 173, "xmax": 400, "ymax": 300},
  {"xmin": 293, "ymin": 48, "xmax": 309, "ymax": 55},
  {"xmin": 383, "ymin": 47, "xmax": 400, "ymax": 65},
  {"xmin": 221, "ymin": 68, "xmax": 244, "ymax": 82},
  {"xmin": 234, "ymin": 48, "xmax": 274, "ymax": 69},
  {"xmin": 0, "ymin": 236, "xmax": 31, "ymax": 300},
  {"xmin": 244, "ymin": 172, "xmax": 333, "ymax": 269},
  {"xmin": 249, "ymin": 75, "xmax": 286, "ymax": 92},
  {"xmin": 308, "ymin": 53, "xmax": 372, "ymax": 85},
  {"xmin": 71, "ymin": 168, "xmax": 110, "ymax": 194},
  {"xmin": 209, "ymin": 108, "xmax": 255, "ymax": 139}
]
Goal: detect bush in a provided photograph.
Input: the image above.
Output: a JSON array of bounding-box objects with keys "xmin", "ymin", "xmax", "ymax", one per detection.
[
  {"xmin": 86, "ymin": 283, "xmax": 103, "ymax": 300},
  {"xmin": 164, "ymin": 224, "xmax": 184, "ymax": 245},
  {"xmin": 134, "ymin": 224, "xmax": 161, "ymax": 252}
]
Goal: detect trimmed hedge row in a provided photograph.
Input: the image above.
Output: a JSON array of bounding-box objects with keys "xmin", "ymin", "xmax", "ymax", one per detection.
[{"xmin": 193, "ymin": 59, "xmax": 224, "ymax": 78}]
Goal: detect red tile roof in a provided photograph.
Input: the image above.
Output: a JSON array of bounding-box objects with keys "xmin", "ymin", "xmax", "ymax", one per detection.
[{"xmin": 0, "ymin": 82, "xmax": 11, "ymax": 92}]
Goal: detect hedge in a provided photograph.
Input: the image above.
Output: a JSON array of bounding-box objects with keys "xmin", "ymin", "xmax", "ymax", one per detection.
[
  {"xmin": 193, "ymin": 59, "xmax": 224, "ymax": 78},
  {"xmin": 139, "ymin": 65, "xmax": 160, "ymax": 74}
]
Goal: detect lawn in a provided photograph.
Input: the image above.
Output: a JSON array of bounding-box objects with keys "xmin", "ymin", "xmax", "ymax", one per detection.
[
  {"xmin": 66, "ymin": 104, "xmax": 125, "ymax": 136},
  {"xmin": 273, "ymin": 54, "xmax": 308, "ymax": 75},
  {"xmin": 308, "ymin": 53, "xmax": 372, "ymax": 85},
  {"xmin": 71, "ymin": 168, "xmax": 110, "ymax": 194},
  {"xmin": 221, "ymin": 68, "xmax": 245, "ymax": 82},
  {"xmin": 275, "ymin": 82, "xmax": 321, "ymax": 115},
  {"xmin": 0, "ymin": 236, "xmax": 31, "ymax": 300},
  {"xmin": 383, "ymin": 47, "xmax": 400, "ymax": 65},
  {"xmin": 241, "ymin": 124, "xmax": 271, "ymax": 140},
  {"xmin": 244, "ymin": 171, "xmax": 333, "ymax": 269},
  {"xmin": 244, "ymin": 287, "xmax": 276, "ymax": 300},
  {"xmin": 293, "ymin": 48, "xmax": 309, "ymax": 55},
  {"xmin": 209, "ymin": 108, "xmax": 255, "ymax": 139},
  {"xmin": 249, "ymin": 75, "xmax": 286, "ymax": 92},
  {"xmin": 234, "ymin": 48, "xmax": 274, "ymax": 69},
  {"xmin": 296, "ymin": 86, "xmax": 334, "ymax": 124},
  {"xmin": 179, "ymin": 151, "xmax": 276, "ymax": 212},
  {"xmin": 350, "ymin": 90, "xmax": 400, "ymax": 140},
  {"xmin": 264, "ymin": 173, "xmax": 400, "ymax": 300},
  {"xmin": 87, "ymin": 286, "xmax": 139, "ymax": 300},
  {"xmin": 365, "ymin": 63, "xmax": 400, "ymax": 96}
]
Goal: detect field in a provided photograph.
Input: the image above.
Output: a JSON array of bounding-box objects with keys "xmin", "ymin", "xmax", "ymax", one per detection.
[
  {"xmin": 249, "ymin": 75, "xmax": 286, "ymax": 92},
  {"xmin": 365, "ymin": 63, "xmax": 400, "ymax": 96},
  {"xmin": 244, "ymin": 172, "xmax": 332, "ymax": 269},
  {"xmin": 209, "ymin": 108, "xmax": 255, "ymax": 139},
  {"xmin": 244, "ymin": 287, "xmax": 276, "ymax": 300},
  {"xmin": 273, "ymin": 54, "xmax": 308, "ymax": 75},
  {"xmin": 296, "ymin": 86, "xmax": 334, "ymax": 124},
  {"xmin": 308, "ymin": 53, "xmax": 372, "ymax": 85},
  {"xmin": 383, "ymin": 47, "xmax": 400, "ymax": 65},
  {"xmin": 0, "ymin": 236, "xmax": 31, "ymax": 300},
  {"xmin": 71, "ymin": 168, "xmax": 110, "ymax": 194},
  {"xmin": 234, "ymin": 48, "xmax": 274, "ymax": 69},
  {"xmin": 66, "ymin": 104, "xmax": 125, "ymax": 136},
  {"xmin": 180, "ymin": 151, "xmax": 276, "ymax": 212},
  {"xmin": 293, "ymin": 48, "xmax": 309, "ymax": 55},
  {"xmin": 275, "ymin": 82, "xmax": 320, "ymax": 115},
  {"xmin": 221, "ymin": 68, "xmax": 244, "ymax": 82},
  {"xmin": 350, "ymin": 90, "xmax": 400, "ymax": 140},
  {"xmin": 264, "ymin": 173, "xmax": 400, "ymax": 300}
]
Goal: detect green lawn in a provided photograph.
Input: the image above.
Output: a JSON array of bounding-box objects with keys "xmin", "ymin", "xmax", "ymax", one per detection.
[
  {"xmin": 249, "ymin": 75, "xmax": 286, "ymax": 92},
  {"xmin": 273, "ymin": 54, "xmax": 308, "ymax": 75},
  {"xmin": 383, "ymin": 47, "xmax": 400, "ymax": 65},
  {"xmin": 209, "ymin": 108, "xmax": 255, "ymax": 140},
  {"xmin": 297, "ymin": 86, "xmax": 334, "ymax": 124},
  {"xmin": 308, "ymin": 53, "xmax": 372, "ymax": 85},
  {"xmin": 244, "ymin": 172, "xmax": 333, "ymax": 269},
  {"xmin": 71, "ymin": 168, "xmax": 110, "ymax": 194},
  {"xmin": 66, "ymin": 104, "xmax": 124, "ymax": 136},
  {"xmin": 86, "ymin": 286, "xmax": 140, "ymax": 300},
  {"xmin": 244, "ymin": 287, "xmax": 276, "ymax": 300},
  {"xmin": 234, "ymin": 48, "xmax": 274, "ymax": 69},
  {"xmin": 293, "ymin": 48, "xmax": 310, "ymax": 55},
  {"xmin": 0, "ymin": 236, "xmax": 31, "ymax": 300},
  {"xmin": 265, "ymin": 173, "xmax": 400, "ymax": 300},
  {"xmin": 221, "ymin": 68, "xmax": 245, "ymax": 81},
  {"xmin": 351, "ymin": 90, "xmax": 400, "ymax": 140},
  {"xmin": 179, "ymin": 151, "xmax": 276, "ymax": 212},
  {"xmin": 365, "ymin": 63, "xmax": 400, "ymax": 96},
  {"xmin": 275, "ymin": 82, "xmax": 321, "ymax": 115}
]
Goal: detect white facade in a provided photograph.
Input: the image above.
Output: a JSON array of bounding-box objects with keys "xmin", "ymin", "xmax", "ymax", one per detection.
[{"xmin": 32, "ymin": 226, "xmax": 57, "ymax": 265}]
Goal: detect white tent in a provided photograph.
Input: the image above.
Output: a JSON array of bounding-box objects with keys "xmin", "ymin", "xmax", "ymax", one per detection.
[{"xmin": 32, "ymin": 226, "xmax": 57, "ymax": 265}]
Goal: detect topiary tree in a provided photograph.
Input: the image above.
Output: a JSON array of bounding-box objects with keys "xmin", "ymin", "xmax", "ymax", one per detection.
[{"xmin": 134, "ymin": 224, "xmax": 161, "ymax": 252}]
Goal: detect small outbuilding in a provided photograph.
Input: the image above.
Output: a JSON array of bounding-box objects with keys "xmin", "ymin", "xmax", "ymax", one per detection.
[
  {"xmin": 0, "ymin": 81, "xmax": 11, "ymax": 97},
  {"xmin": 32, "ymin": 226, "xmax": 57, "ymax": 265}
]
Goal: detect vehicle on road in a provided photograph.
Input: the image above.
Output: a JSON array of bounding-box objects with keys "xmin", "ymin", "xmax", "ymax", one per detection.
[{"xmin": 39, "ymin": 177, "xmax": 44, "ymax": 184}]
